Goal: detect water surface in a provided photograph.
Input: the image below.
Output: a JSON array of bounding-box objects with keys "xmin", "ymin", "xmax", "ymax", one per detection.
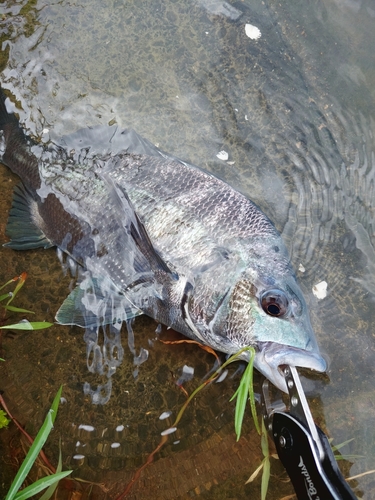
[{"xmin": 0, "ymin": 0, "xmax": 375, "ymax": 498}]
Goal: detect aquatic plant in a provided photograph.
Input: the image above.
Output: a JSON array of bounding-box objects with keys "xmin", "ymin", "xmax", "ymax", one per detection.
[
  {"xmin": 0, "ymin": 273, "xmax": 68, "ymax": 497},
  {"xmin": 0, "ymin": 273, "xmax": 53, "ymax": 331},
  {"xmin": 230, "ymin": 347, "xmax": 260, "ymax": 437},
  {"xmin": 4, "ymin": 386, "xmax": 72, "ymax": 500},
  {"xmin": 0, "ymin": 409, "xmax": 10, "ymax": 429},
  {"xmin": 162, "ymin": 346, "xmax": 260, "ymax": 442},
  {"xmin": 245, "ymin": 417, "xmax": 272, "ymax": 500}
]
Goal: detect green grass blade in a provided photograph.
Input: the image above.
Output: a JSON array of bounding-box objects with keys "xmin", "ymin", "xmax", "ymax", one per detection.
[
  {"xmin": 229, "ymin": 347, "xmax": 259, "ymax": 440},
  {"xmin": 50, "ymin": 386, "xmax": 63, "ymax": 425},
  {"xmin": 5, "ymin": 387, "xmax": 62, "ymax": 500},
  {"xmin": 13, "ymin": 471, "xmax": 72, "ymax": 500},
  {"xmin": 331, "ymin": 438, "xmax": 355, "ymax": 452},
  {"xmin": 0, "ymin": 321, "xmax": 53, "ymax": 330},
  {"xmin": 261, "ymin": 456, "xmax": 270, "ymax": 500},
  {"xmin": 260, "ymin": 418, "xmax": 269, "ymax": 458},
  {"xmin": 0, "ymin": 292, "xmax": 11, "ymax": 301},
  {"xmin": 247, "ymin": 348, "xmax": 260, "ymax": 435},
  {"xmin": 2, "ymin": 305, "xmax": 35, "ymax": 314},
  {"xmin": 0, "ymin": 277, "xmax": 18, "ymax": 292},
  {"xmin": 335, "ymin": 454, "xmax": 363, "ymax": 461},
  {"xmin": 232, "ymin": 361, "xmax": 251, "ymax": 441},
  {"xmin": 7, "ymin": 273, "xmax": 27, "ymax": 305},
  {"xmin": 5, "ymin": 412, "xmax": 54, "ymax": 500},
  {"xmin": 260, "ymin": 417, "xmax": 270, "ymax": 500},
  {"xmin": 39, "ymin": 438, "xmax": 65, "ymax": 500}
]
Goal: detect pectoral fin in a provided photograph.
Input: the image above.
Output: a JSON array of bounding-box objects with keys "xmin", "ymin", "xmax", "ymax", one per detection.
[
  {"xmin": 101, "ymin": 172, "xmax": 178, "ymax": 279},
  {"xmin": 56, "ymin": 275, "xmax": 143, "ymax": 327}
]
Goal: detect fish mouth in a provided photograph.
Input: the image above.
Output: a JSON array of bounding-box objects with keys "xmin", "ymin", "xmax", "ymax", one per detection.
[{"xmin": 252, "ymin": 342, "xmax": 327, "ymax": 393}]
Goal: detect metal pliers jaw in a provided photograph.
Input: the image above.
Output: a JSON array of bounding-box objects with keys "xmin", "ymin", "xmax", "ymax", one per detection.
[{"xmin": 261, "ymin": 365, "xmax": 357, "ymax": 500}]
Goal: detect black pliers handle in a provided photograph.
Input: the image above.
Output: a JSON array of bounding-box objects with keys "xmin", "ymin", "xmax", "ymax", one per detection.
[{"xmin": 262, "ymin": 366, "xmax": 357, "ymax": 500}]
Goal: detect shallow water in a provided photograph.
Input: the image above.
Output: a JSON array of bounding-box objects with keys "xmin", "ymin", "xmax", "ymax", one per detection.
[{"xmin": 0, "ymin": 0, "xmax": 375, "ymax": 498}]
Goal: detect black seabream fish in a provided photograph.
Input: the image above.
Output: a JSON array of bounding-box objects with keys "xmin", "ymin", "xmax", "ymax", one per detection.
[{"xmin": 0, "ymin": 90, "xmax": 326, "ymax": 392}]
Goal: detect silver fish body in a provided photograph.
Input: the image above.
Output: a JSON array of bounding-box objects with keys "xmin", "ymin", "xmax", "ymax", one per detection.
[
  {"xmin": 0, "ymin": 91, "xmax": 326, "ymax": 392},
  {"xmin": 101, "ymin": 150, "xmax": 327, "ymax": 391}
]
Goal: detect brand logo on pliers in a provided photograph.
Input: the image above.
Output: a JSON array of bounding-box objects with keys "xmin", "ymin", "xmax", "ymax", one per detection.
[{"xmin": 298, "ymin": 456, "xmax": 320, "ymax": 500}]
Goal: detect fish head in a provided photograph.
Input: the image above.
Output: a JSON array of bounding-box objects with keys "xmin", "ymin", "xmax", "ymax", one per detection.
[
  {"xmin": 247, "ymin": 273, "xmax": 327, "ymax": 392},
  {"xmin": 211, "ymin": 248, "xmax": 327, "ymax": 393}
]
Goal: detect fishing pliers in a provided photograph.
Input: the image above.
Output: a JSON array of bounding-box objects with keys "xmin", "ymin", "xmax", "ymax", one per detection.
[{"xmin": 261, "ymin": 366, "xmax": 357, "ymax": 499}]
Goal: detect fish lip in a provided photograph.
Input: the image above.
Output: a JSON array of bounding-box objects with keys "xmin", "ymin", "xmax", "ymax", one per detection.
[{"xmin": 252, "ymin": 342, "xmax": 327, "ymax": 393}]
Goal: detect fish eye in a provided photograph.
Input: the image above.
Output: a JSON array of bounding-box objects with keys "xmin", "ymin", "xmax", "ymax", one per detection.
[{"xmin": 260, "ymin": 289, "xmax": 289, "ymax": 317}]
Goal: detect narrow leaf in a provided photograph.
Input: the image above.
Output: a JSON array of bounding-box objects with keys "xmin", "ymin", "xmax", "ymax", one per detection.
[
  {"xmin": 245, "ymin": 460, "xmax": 264, "ymax": 484},
  {"xmin": 7, "ymin": 272, "xmax": 27, "ymax": 304},
  {"xmin": 0, "ymin": 322, "xmax": 53, "ymax": 331},
  {"xmin": 13, "ymin": 471, "xmax": 72, "ymax": 500},
  {"xmin": 331, "ymin": 438, "xmax": 355, "ymax": 452},
  {"xmin": 247, "ymin": 348, "xmax": 260, "ymax": 434},
  {"xmin": 5, "ymin": 410, "xmax": 54, "ymax": 500},
  {"xmin": 232, "ymin": 362, "xmax": 251, "ymax": 440},
  {"xmin": 3, "ymin": 305, "xmax": 35, "ymax": 314},
  {"xmin": 0, "ymin": 277, "xmax": 18, "ymax": 292},
  {"xmin": 39, "ymin": 437, "xmax": 65, "ymax": 500},
  {"xmin": 50, "ymin": 386, "xmax": 63, "ymax": 425},
  {"xmin": 261, "ymin": 418, "xmax": 269, "ymax": 458},
  {"xmin": 261, "ymin": 456, "xmax": 270, "ymax": 500},
  {"xmin": 229, "ymin": 347, "xmax": 259, "ymax": 440},
  {"xmin": 335, "ymin": 454, "xmax": 363, "ymax": 461},
  {"xmin": 260, "ymin": 417, "xmax": 271, "ymax": 500}
]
